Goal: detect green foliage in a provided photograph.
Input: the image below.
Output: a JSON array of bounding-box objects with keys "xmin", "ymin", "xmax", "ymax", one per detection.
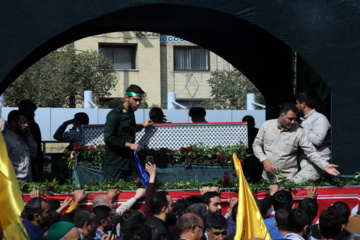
[
  {"xmin": 64, "ymin": 142, "xmax": 249, "ymax": 169},
  {"xmin": 5, "ymin": 46, "xmax": 117, "ymax": 107},
  {"xmin": 200, "ymin": 69, "xmax": 265, "ymax": 110}
]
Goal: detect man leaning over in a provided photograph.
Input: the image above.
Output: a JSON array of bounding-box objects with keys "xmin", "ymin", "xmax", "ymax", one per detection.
[{"xmin": 252, "ymin": 103, "xmax": 339, "ymax": 183}]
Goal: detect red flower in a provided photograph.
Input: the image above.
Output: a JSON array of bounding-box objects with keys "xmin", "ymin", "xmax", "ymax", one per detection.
[
  {"xmin": 73, "ymin": 142, "xmax": 81, "ymax": 151},
  {"xmin": 222, "ymin": 172, "xmax": 230, "ymax": 183},
  {"xmin": 190, "ymin": 154, "xmax": 194, "ymax": 159},
  {"xmin": 180, "ymin": 147, "xmax": 185, "ymax": 153},
  {"xmin": 169, "ymin": 149, "xmax": 174, "ymax": 154},
  {"xmin": 187, "ymin": 146, "xmax": 192, "ymax": 151},
  {"xmin": 72, "ymin": 151, "xmax": 76, "ymax": 156},
  {"xmin": 87, "ymin": 145, "xmax": 94, "ymax": 150},
  {"xmin": 133, "ymin": 178, "xmax": 141, "ymax": 185}
]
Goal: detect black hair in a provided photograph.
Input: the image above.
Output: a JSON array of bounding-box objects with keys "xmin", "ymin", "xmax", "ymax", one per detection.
[
  {"xmin": 319, "ymin": 208, "xmax": 342, "ymax": 239},
  {"xmin": 123, "ymin": 222, "xmax": 152, "ymax": 240},
  {"xmin": 74, "ymin": 112, "xmax": 89, "ymax": 124},
  {"xmin": 48, "ymin": 200, "xmax": 60, "ymax": 212},
  {"xmin": 149, "ymin": 191, "xmax": 170, "ymax": 215},
  {"xmin": 290, "ymin": 208, "xmax": 312, "ymax": 233},
  {"xmin": 272, "ymin": 190, "xmax": 293, "ymax": 211},
  {"xmin": 275, "ymin": 208, "xmax": 292, "ymax": 231},
  {"xmin": 18, "ymin": 99, "xmax": 37, "ymax": 112},
  {"xmin": 242, "ymin": 115, "xmax": 255, "ymax": 127},
  {"xmin": 231, "ymin": 203, "xmax": 238, "ymax": 222},
  {"xmin": 172, "ymin": 198, "xmax": 187, "ymax": 219},
  {"xmin": 73, "ymin": 209, "xmax": 95, "ymax": 228},
  {"xmin": 185, "ymin": 203, "xmax": 207, "ymax": 223},
  {"xmin": 7, "ymin": 110, "xmax": 26, "ymax": 123},
  {"xmin": 189, "ymin": 107, "xmax": 206, "ymax": 118},
  {"xmin": 296, "ymin": 92, "xmax": 316, "ymax": 109},
  {"xmin": 185, "ymin": 195, "xmax": 203, "ymax": 206},
  {"xmin": 126, "ymin": 84, "xmax": 145, "ymax": 94},
  {"xmin": 149, "ymin": 107, "xmax": 164, "ymax": 117},
  {"xmin": 92, "ymin": 205, "xmax": 111, "ymax": 225},
  {"xmin": 24, "ymin": 197, "xmax": 47, "ymax": 221},
  {"xmin": 280, "ymin": 102, "xmax": 298, "ymax": 116},
  {"xmin": 159, "ymin": 232, "xmax": 179, "ymax": 240},
  {"xmin": 205, "ymin": 213, "xmax": 227, "ymax": 230},
  {"xmin": 298, "ymin": 198, "xmax": 318, "ymax": 221},
  {"xmin": 202, "ymin": 192, "xmax": 220, "ymax": 206},
  {"xmin": 120, "ymin": 210, "xmax": 146, "ymax": 235},
  {"xmin": 60, "ymin": 209, "xmax": 77, "ymax": 223},
  {"xmin": 330, "ymin": 201, "xmax": 350, "ymax": 224}
]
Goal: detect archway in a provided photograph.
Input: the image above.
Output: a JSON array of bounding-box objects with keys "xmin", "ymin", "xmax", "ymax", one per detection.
[{"xmin": 1, "ymin": 1, "xmax": 359, "ymax": 175}]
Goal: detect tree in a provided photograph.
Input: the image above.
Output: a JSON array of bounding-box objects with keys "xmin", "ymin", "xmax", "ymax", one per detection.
[
  {"xmin": 200, "ymin": 69, "xmax": 265, "ymax": 110},
  {"xmin": 5, "ymin": 46, "xmax": 117, "ymax": 107}
]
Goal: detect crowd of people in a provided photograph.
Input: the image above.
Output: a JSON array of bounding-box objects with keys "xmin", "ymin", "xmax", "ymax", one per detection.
[{"xmin": 17, "ymin": 163, "xmax": 360, "ymax": 240}]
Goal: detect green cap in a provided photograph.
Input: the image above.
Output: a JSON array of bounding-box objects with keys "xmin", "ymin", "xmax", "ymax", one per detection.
[{"xmin": 47, "ymin": 221, "xmax": 76, "ymax": 240}]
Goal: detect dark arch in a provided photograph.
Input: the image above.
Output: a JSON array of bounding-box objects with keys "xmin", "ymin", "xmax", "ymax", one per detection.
[{"xmin": 1, "ymin": 1, "xmax": 359, "ymax": 175}]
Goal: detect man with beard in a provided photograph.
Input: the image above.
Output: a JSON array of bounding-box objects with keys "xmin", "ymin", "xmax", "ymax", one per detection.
[
  {"xmin": 19, "ymin": 99, "xmax": 44, "ymax": 181},
  {"xmin": 92, "ymin": 205, "xmax": 113, "ymax": 240},
  {"xmin": 202, "ymin": 192, "xmax": 222, "ymax": 215},
  {"xmin": 295, "ymin": 92, "xmax": 331, "ymax": 183},
  {"xmin": 253, "ymin": 103, "xmax": 339, "ymax": 183},
  {"xmin": 23, "ymin": 197, "xmax": 52, "ymax": 240},
  {"xmin": 147, "ymin": 191, "xmax": 174, "ymax": 235},
  {"xmin": 4, "ymin": 110, "xmax": 37, "ymax": 182},
  {"xmin": 73, "ymin": 209, "xmax": 98, "ymax": 240},
  {"xmin": 104, "ymin": 84, "xmax": 153, "ymax": 181}
]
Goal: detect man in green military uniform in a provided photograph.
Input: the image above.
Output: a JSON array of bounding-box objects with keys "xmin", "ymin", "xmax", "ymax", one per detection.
[{"xmin": 104, "ymin": 84, "xmax": 153, "ymax": 181}]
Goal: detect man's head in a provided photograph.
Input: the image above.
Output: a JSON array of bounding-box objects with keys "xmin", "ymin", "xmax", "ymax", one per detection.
[
  {"xmin": 177, "ymin": 213, "xmax": 204, "ymax": 240},
  {"xmin": 46, "ymin": 221, "xmax": 80, "ymax": 240},
  {"xmin": 272, "ymin": 190, "xmax": 293, "ymax": 212},
  {"xmin": 275, "ymin": 208, "xmax": 293, "ymax": 232},
  {"xmin": 242, "ymin": 115, "xmax": 255, "ymax": 128},
  {"xmin": 149, "ymin": 107, "xmax": 165, "ymax": 123},
  {"xmin": 74, "ymin": 112, "xmax": 89, "ymax": 127},
  {"xmin": 92, "ymin": 194, "xmax": 116, "ymax": 213},
  {"xmin": 319, "ymin": 208, "xmax": 342, "ymax": 239},
  {"xmin": 149, "ymin": 191, "xmax": 174, "ymax": 222},
  {"xmin": 289, "ymin": 208, "xmax": 312, "ymax": 239},
  {"xmin": 186, "ymin": 203, "xmax": 208, "ymax": 223},
  {"xmin": 202, "ymin": 192, "xmax": 221, "ymax": 215},
  {"xmin": 18, "ymin": 99, "xmax": 37, "ymax": 120},
  {"xmin": 298, "ymin": 198, "xmax": 318, "ymax": 221},
  {"xmin": 24, "ymin": 197, "xmax": 52, "ymax": 228},
  {"xmin": 124, "ymin": 84, "xmax": 144, "ymax": 112},
  {"xmin": 73, "ymin": 209, "xmax": 98, "ymax": 238},
  {"xmin": 8, "ymin": 110, "xmax": 30, "ymax": 136},
  {"xmin": 278, "ymin": 103, "xmax": 298, "ymax": 130},
  {"xmin": 120, "ymin": 209, "xmax": 146, "ymax": 235},
  {"xmin": 205, "ymin": 214, "xmax": 227, "ymax": 240},
  {"xmin": 189, "ymin": 107, "xmax": 206, "ymax": 122},
  {"xmin": 330, "ymin": 201, "xmax": 350, "ymax": 227},
  {"xmin": 295, "ymin": 92, "xmax": 316, "ymax": 116},
  {"xmin": 92, "ymin": 205, "xmax": 113, "ymax": 232}
]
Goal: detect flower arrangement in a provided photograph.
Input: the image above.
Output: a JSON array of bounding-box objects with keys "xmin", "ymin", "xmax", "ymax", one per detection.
[
  {"xmin": 64, "ymin": 142, "xmax": 248, "ymax": 169},
  {"xmin": 64, "ymin": 142, "xmax": 106, "ymax": 170}
]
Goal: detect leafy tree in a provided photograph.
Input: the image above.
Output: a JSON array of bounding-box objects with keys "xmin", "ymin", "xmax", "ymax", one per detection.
[
  {"xmin": 200, "ymin": 69, "xmax": 265, "ymax": 110},
  {"xmin": 5, "ymin": 46, "xmax": 117, "ymax": 107}
]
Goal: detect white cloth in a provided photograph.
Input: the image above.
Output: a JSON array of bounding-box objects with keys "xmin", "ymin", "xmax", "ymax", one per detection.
[
  {"xmin": 283, "ymin": 233, "xmax": 305, "ymax": 240},
  {"xmin": 253, "ymin": 119, "xmax": 329, "ymax": 181},
  {"xmin": 3, "ymin": 130, "xmax": 37, "ymax": 182}
]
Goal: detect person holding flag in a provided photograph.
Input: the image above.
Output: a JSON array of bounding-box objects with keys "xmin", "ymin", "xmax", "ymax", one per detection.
[{"xmin": 103, "ymin": 84, "xmax": 153, "ymax": 182}]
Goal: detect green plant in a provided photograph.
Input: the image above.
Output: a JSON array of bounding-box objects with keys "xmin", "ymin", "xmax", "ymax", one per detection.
[{"xmin": 64, "ymin": 142, "xmax": 106, "ymax": 170}]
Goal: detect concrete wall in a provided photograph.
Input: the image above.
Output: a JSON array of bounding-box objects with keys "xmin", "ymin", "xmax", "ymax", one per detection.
[{"xmin": 0, "ymin": 107, "xmax": 265, "ymax": 142}]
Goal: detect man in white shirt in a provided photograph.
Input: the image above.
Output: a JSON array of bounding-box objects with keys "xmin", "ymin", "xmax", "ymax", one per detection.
[
  {"xmin": 294, "ymin": 92, "xmax": 331, "ymax": 183},
  {"xmin": 253, "ymin": 103, "xmax": 339, "ymax": 182}
]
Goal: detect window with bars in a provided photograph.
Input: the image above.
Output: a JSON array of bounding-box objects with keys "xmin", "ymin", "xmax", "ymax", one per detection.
[
  {"xmin": 99, "ymin": 45, "xmax": 136, "ymax": 69},
  {"xmin": 174, "ymin": 46, "xmax": 210, "ymax": 71}
]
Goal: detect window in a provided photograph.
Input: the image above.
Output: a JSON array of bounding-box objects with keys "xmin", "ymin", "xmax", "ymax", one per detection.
[
  {"xmin": 99, "ymin": 45, "xmax": 136, "ymax": 69},
  {"xmin": 174, "ymin": 46, "xmax": 210, "ymax": 71}
]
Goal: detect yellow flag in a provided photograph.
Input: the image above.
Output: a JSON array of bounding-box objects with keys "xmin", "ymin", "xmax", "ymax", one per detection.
[
  {"xmin": 0, "ymin": 132, "xmax": 29, "ymax": 240},
  {"xmin": 233, "ymin": 154, "xmax": 271, "ymax": 240}
]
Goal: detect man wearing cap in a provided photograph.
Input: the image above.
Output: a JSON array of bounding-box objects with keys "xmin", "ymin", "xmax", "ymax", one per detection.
[
  {"xmin": 46, "ymin": 222, "xmax": 80, "ymax": 240},
  {"xmin": 104, "ymin": 84, "xmax": 153, "ymax": 181}
]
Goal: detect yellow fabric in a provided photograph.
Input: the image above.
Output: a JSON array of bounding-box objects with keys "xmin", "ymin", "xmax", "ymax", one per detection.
[
  {"xmin": 0, "ymin": 132, "xmax": 29, "ymax": 240},
  {"xmin": 233, "ymin": 154, "xmax": 271, "ymax": 240},
  {"xmin": 66, "ymin": 201, "xmax": 79, "ymax": 213}
]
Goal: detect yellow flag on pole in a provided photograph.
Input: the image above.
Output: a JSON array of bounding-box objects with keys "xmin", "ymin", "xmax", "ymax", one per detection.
[
  {"xmin": 233, "ymin": 154, "xmax": 271, "ymax": 240},
  {"xmin": 0, "ymin": 132, "xmax": 29, "ymax": 240}
]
